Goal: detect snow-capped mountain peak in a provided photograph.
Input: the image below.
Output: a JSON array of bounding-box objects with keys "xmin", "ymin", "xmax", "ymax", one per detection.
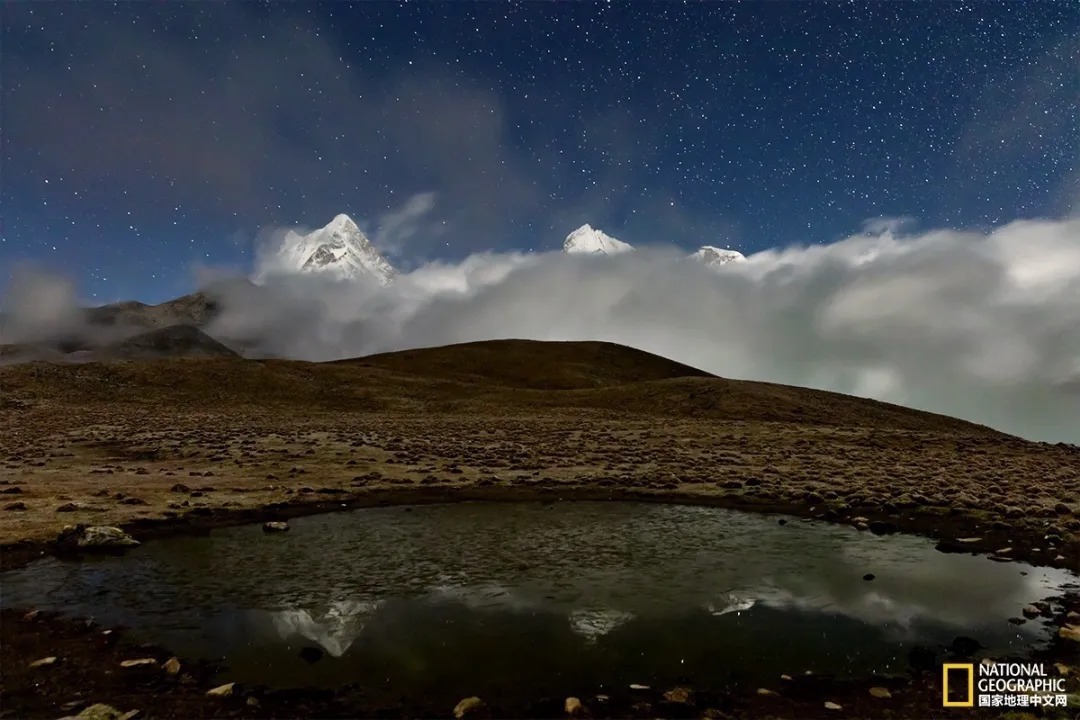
[
  {"xmin": 256, "ymin": 214, "xmax": 398, "ymax": 285},
  {"xmin": 691, "ymin": 245, "xmax": 747, "ymax": 267},
  {"xmin": 563, "ymin": 224, "xmax": 634, "ymax": 255}
]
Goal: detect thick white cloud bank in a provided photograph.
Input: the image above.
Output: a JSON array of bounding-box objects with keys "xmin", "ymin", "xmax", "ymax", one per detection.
[
  {"xmin": 224, "ymin": 217, "xmax": 1080, "ymax": 443},
  {"xmin": 3, "ymin": 218, "xmax": 1078, "ymax": 443}
]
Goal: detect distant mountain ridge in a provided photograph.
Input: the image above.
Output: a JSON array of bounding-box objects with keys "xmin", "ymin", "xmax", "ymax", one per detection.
[
  {"xmin": 253, "ymin": 215, "xmax": 748, "ymax": 284},
  {"xmin": 562, "ymin": 223, "xmax": 747, "ymax": 266}
]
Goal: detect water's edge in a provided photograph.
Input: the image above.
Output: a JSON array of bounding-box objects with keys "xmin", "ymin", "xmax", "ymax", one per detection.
[{"xmin": 3, "ymin": 484, "xmax": 1078, "ymax": 575}]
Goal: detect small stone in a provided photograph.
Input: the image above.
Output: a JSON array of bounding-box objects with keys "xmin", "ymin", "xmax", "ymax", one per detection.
[
  {"xmin": 663, "ymin": 687, "xmax": 693, "ymax": 704},
  {"xmin": 453, "ymin": 696, "xmax": 486, "ymax": 719},
  {"xmin": 824, "ymin": 701, "xmax": 842, "ymax": 710},
  {"xmin": 869, "ymin": 687, "xmax": 892, "ymax": 699},
  {"xmin": 163, "ymin": 657, "xmax": 181, "ymax": 675},
  {"xmin": 206, "ymin": 682, "xmax": 235, "ymax": 698},
  {"xmin": 246, "ymin": 697, "xmax": 260, "ymax": 707},
  {"xmin": 70, "ymin": 704, "xmax": 127, "ymax": 720},
  {"xmin": 1054, "ymin": 663, "xmax": 1071, "ymax": 676},
  {"xmin": 1059, "ymin": 624, "xmax": 1080, "ymax": 642},
  {"xmin": 1021, "ymin": 605, "xmax": 1040, "ymax": 619},
  {"xmin": 863, "ymin": 573, "xmax": 875, "ymax": 581},
  {"xmin": 120, "ymin": 658, "xmax": 156, "ymax": 668},
  {"xmin": 29, "ymin": 656, "xmax": 58, "ymax": 668},
  {"xmin": 564, "ymin": 696, "xmax": 584, "ymax": 716},
  {"xmin": 629, "ymin": 683, "xmax": 650, "ymax": 690},
  {"xmin": 262, "ymin": 521, "xmax": 290, "ymax": 533},
  {"xmin": 780, "ymin": 674, "xmax": 793, "ymax": 681},
  {"xmin": 23, "ymin": 609, "xmax": 40, "ymax": 621},
  {"xmin": 756, "ymin": 688, "xmax": 778, "ymax": 696}
]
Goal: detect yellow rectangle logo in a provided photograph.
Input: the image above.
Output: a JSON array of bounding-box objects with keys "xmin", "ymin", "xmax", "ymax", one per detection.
[{"xmin": 943, "ymin": 663, "xmax": 975, "ymax": 707}]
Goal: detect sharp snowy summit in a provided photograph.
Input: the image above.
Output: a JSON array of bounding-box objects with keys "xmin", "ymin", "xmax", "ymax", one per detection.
[
  {"xmin": 255, "ymin": 214, "xmax": 397, "ymax": 285},
  {"xmin": 562, "ymin": 223, "xmax": 746, "ymax": 267},
  {"xmin": 690, "ymin": 245, "xmax": 747, "ymax": 267},
  {"xmin": 255, "ymin": 215, "xmax": 746, "ymax": 284},
  {"xmin": 562, "ymin": 224, "xmax": 634, "ymax": 255}
]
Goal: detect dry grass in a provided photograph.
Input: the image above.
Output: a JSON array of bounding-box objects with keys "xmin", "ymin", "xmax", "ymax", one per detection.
[{"xmin": 1, "ymin": 340, "xmax": 1077, "ymax": 550}]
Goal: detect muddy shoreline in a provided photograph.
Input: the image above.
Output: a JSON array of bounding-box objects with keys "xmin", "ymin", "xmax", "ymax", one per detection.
[
  {"xmin": 3, "ymin": 483, "xmax": 1079, "ymax": 573},
  {"xmin": 3, "ymin": 487, "xmax": 1080, "ymax": 719}
]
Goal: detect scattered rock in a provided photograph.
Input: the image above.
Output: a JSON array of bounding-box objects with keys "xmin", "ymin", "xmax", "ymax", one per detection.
[
  {"xmin": 1054, "ymin": 503, "xmax": 1072, "ymax": 514},
  {"xmin": 169, "ymin": 483, "xmax": 191, "ymax": 493},
  {"xmin": 1059, "ymin": 624, "xmax": 1080, "ymax": 642},
  {"xmin": 780, "ymin": 674, "xmax": 793, "ymax": 681},
  {"xmin": 824, "ymin": 701, "xmax": 842, "ymax": 710},
  {"xmin": 863, "ymin": 573, "xmax": 875, "ymax": 581},
  {"xmin": 629, "ymin": 683, "xmax": 650, "ymax": 690},
  {"xmin": 120, "ymin": 658, "xmax": 156, "ymax": 668},
  {"xmin": 3, "ymin": 501, "xmax": 27, "ymax": 511},
  {"xmin": 868, "ymin": 520, "xmax": 896, "ymax": 535},
  {"xmin": 56, "ymin": 502, "xmax": 82, "ymax": 512},
  {"xmin": 57, "ymin": 525, "xmax": 139, "ymax": 552},
  {"xmin": 869, "ymin": 686, "xmax": 892, "ymax": 699},
  {"xmin": 756, "ymin": 688, "xmax": 778, "ymax": 696},
  {"xmin": 262, "ymin": 521, "xmax": 290, "ymax": 533},
  {"xmin": 60, "ymin": 704, "xmax": 129, "ymax": 720},
  {"xmin": 206, "ymin": 682, "xmax": 235, "ymax": 697},
  {"xmin": 163, "ymin": 656, "xmax": 181, "ymax": 675},
  {"xmin": 1054, "ymin": 663, "xmax": 1072, "ymax": 676},
  {"xmin": 28, "ymin": 655, "xmax": 58, "ymax": 668},
  {"xmin": 453, "ymin": 696, "xmax": 487, "ymax": 719},
  {"xmin": 662, "ymin": 687, "xmax": 693, "ymax": 704},
  {"xmin": 1021, "ymin": 605, "xmax": 1041, "ymax": 619},
  {"xmin": 564, "ymin": 696, "xmax": 584, "ymax": 716}
]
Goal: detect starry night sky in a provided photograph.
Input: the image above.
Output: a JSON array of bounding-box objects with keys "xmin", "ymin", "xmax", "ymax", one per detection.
[{"xmin": 3, "ymin": 1, "xmax": 1078, "ymax": 303}]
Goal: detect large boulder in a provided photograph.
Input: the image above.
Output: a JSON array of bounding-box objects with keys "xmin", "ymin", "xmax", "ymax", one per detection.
[{"xmin": 57, "ymin": 524, "xmax": 140, "ymax": 553}]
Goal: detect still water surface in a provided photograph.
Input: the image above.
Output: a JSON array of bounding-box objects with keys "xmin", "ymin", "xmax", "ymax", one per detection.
[{"xmin": 2, "ymin": 502, "xmax": 1075, "ymax": 704}]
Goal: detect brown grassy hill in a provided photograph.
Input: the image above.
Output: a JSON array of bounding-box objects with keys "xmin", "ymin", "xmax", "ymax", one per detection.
[
  {"xmin": 338, "ymin": 339, "xmax": 716, "ymax": 389},
  {"xmin": 105, "ymin": 325, "xmax": 239, "ymax": 360},
  {"xmin": 83, "ymin": 292, "xmax": 221, "ymax": 330},
  {"xmin": 0, "ymin": 339, "xmax": 1008, "ymax": 437}
]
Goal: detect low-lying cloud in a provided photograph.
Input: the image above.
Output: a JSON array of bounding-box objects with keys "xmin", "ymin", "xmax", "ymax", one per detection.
[{"xmin": 3, "ymin": 218, "xmax": 1078, "ymax": 443}]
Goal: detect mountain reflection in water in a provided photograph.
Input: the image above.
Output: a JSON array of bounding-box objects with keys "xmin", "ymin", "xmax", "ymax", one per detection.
[{"xmin": 1, "ymin": 502, "xmax": 1074, "ymax": 702}]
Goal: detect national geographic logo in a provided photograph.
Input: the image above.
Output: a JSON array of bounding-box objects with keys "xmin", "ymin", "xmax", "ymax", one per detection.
[{"xmin": 943, "ymin": 662, "xmax": 1069, "ymax": 709}]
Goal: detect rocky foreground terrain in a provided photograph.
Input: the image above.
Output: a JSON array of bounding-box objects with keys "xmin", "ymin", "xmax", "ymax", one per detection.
[{"xmin": 1, "ymin": 339, "xmax": 1078, "ymax": 719}]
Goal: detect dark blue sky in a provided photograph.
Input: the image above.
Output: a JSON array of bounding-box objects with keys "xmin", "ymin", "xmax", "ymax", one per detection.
[{"xmin": 3, "ymin": 1, "xmax": 1077, "ymax": 303}]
